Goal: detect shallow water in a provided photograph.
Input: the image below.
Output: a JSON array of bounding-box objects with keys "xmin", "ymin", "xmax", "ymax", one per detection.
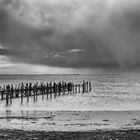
[
  {"xmin": 0, "ymin": 74, "xmax": 140, "ymax": 111},
  {"xmin": 0, "ymin": 110, "xmax": 140, "ymax": 131}
]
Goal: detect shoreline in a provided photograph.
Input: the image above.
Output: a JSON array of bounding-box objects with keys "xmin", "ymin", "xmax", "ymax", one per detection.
[
  {"xmin": 0, "ymin": 129, "xmax": 140, "ymax": 140},
  {"xmin": 0, "ymin": 110, "xmax": 140, "ymax": 131}
]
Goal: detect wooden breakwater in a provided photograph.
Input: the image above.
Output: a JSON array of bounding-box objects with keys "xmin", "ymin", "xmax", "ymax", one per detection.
[{"xmin": 0, "ymin": 81, "xmax": 92, "ymax": 105}]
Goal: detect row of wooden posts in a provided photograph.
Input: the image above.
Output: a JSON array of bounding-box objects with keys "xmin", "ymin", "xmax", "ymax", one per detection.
[{"xmin": 0, "ymin": 81, "xmax": 91, "ymax": 105}]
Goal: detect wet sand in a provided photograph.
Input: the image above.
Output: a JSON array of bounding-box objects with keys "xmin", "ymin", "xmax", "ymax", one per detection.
[
  {"xmin": 0, "ymin": 111, "xmax": 140, "ymax": 139},
  {"xmin": 1, "ymin": 111, "xmax": 140, "ymax": 131},
  {"xmin": 0, "ymin": 129, "xmax": 140, "ymax": 140}
]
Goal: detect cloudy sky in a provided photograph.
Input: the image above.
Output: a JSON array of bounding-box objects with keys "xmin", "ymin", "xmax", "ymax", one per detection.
[{"xmin": 0, "ymin": 0, "xmax": 140, "ymax": 74}]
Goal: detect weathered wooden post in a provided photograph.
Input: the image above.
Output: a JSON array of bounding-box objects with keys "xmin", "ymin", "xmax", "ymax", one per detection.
[
  {"xmin": 18, "ymin": 84, "xmax": 20, "ymax": 97},
  {"xmin": 75, "ymin": 84, "xmax": 77, "ymax": 93},
  {"xmin": 9, "ymin": 85, "xmax": 12, "ymax": 104},
  {"xmin": 2, "ymin": 86, "xmax": 5, "ymax": 100},
  {"xmin": 0, "ymin": 86, "xmax": 2, "ymax": 100},
  {"xmin": 62, "ymin": 81, "xmax": 64, "ymax": 95},
  {"xmin": 29, "ymin": 83, "xmax": 32, "ymax": 96},
  {"xmin": 43, "ymin": 83, "xmax": 45, "ymax": 97},
  {"xmin": 44, "ymin": 84, "xmax": 46, "ymax": 95},
  {"xmin": 67, "ymin": 83, "xmax": 70, "ymax": 94},
  {"xmin": 50, "ymin": 82, "xmax": 52, "ymax": 98},
  {"xmin": 21, "ymin": 83, "xmax": 24, "ymax": 104},
  {"xmin": 40, "ymin": 83, "xmax": 43, "ymax": 99},
  {"xmin": 70, "ymin": 83, "xmax": 72, "ymax": 94},
  {"xmin": 6, "ymin": 85, "xmax": 10, "ymax": 105},
  {"xmin": 15, "ymin": 85, "xmax": 19, "ymax": 98},
  {"xmin": 35, "ymin": 83, "xmax": 38, "ymax": 101},
  {"xmin": 11, "ymin": 84, "xmax": 14, "ymax": 98},
  {"xmin": 25, "ymin": 83, "xmax": 29, "ymax": 102},
  {"xmin": 89, "ymin": 82, "xmax": 91, "ymax": 92},
  {"xmin": 1, "ymin": 86, "xmax": 4, "ymax": 100},
  {"xmin": 58, "ymin": 82, "xmax": 61, "ymax": 96},
  {"xmin": 14, "ymin": 85, "xmax": 17, "ymax": 98},
  {"xmin": 78, "ymin": 84, "xmax": 80, "ymax": 93},
  {"xmin": 53, "ymin": 82, "xmax": 57, "ymax": 98},
  {"xmin": 55, "ymin": 83, "xmax": 58, "ymax": 96},
  {"xmin": 72, "ymin": 83, "xmax": 74, "ymax": 94},
  {"xmin": 86, "ymin": 81, "xmax": 89, "ymax": 93},
  {"xmin": 46, "ymin": 83, "xmax": 49, "ymax": 98},
  {"xmin": 42, "ymin": 83, "xmax": 45, "ymax": 99},
  {"xmin": 33, "ymin": 84, "xmax": 36, "ymax": 102},
  {"xmin": 82, "ymin": 80, "xmax": 85, "ymax": 93},
  {"xmin": 84, "ymin": 81, "xmax": 87, "ymax": 93},
  {"xmin": 64, "ymin": 83, "xmax": 66, "ymax": 94}
]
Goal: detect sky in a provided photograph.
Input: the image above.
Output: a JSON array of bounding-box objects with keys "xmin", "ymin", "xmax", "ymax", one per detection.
[{"xmin": 0, "ymin": 0, "xmax": 140, "ymax": 74}]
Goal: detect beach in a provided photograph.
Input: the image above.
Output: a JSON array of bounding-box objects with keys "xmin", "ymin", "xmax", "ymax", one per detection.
[
  {"xmin": 0, "ymin": 74, "xmax": 140, "ymax": 139},
  {"xmin": 1, "ymin": 111, "xmax": 140, "ymax": 131},
  {"xmin": 1, "ymin": 129, "xmax": 140, "ymax": 140},
  {"xmin": 0, "ymin": 111, "xmax": 140, "ymax": 139}
]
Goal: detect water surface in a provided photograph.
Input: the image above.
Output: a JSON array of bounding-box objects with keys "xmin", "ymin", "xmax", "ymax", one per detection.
[{"xmin": 0, "ymin": 74, "xmax": 140, "ymax": 111}]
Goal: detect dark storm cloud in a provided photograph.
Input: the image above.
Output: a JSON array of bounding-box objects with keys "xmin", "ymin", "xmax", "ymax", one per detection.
[
  {"xmin": 112, "ymin": 0, "xmax": 140, "ymax": 32},
  {"xmin": 0, "ymin": 0, "xmax": 140, "ymax": 69}
]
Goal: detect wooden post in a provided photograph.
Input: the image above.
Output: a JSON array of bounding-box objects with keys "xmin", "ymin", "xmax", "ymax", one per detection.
[
  {"xmin": 55, "ymin": 83, "xmax": 58, "ymax": 97},
  {"xmin": 35, "ymin": 83, "xmax": 38, "ymax": 101},
  {"xmin": 89, "ymin": 82, "xmax": 91, "ymax": 92},
  {"xmin": 70, "ymin": 83, "xmax": 72, "ymax": 94},
  {"xmin": 33, "ymin": 84, "xmax": 36, "ymax": 102},
  {"xmin": 75, "ymin": 84, "xmax": 77, "ymax": 93},
  {"xmin": 44, "ymin": 83, "xmax": 46, "ymax": 96},
  {"xmin": 42, "ymin": 83, "xmax": 45, "ymax": 99},
  {"xmin": 53, "ymin": 82, "xmax": 57, "ymax": 98},
  {"xmin": 72, "ymin": 84, "xmax": 74, "ymax": 94},
  {"xmin": 86, "ymin": 81, "xmax": 89, "ymax": 93},
  {"xmin": 40, "ymin": 83, "xmax": 43, "ymax": 99},
  {"xmin": 67, "ymin": 83, "xmax": 69, "ymax": 94},
  {"xmin": 0, "ymin": 86, "xmax": 2, "ymax": 100},
  {"xmin": 82, "ymin": 80, "xmax": 85, "ymax": 94},
  {"xmin": 29, "ymin": 83, "xmax": 32, "ymax": 96},
  {"xmin": 84, "ymin": 81, "xmax": 86, "ymax": 93},
  {"xmin": 14, "ymin": 85, "xmax": 17, "ymax": 98},
  {"xmin": 15, "ymin": 85, "xmax": 19, "ymax": 98},
  {"xmin": 25, "ymin": 83, "xmax": 29, "ymax": 102},
  {"xmin": 18, "ymin": 84, "xmax": 20, "ymax": 97},
  {"xmin": 1, "ymin": 86, "xmax": 4, "ymax": 100},
  {"xmin": 46, "ymin": 83, "xmax": 49, "ymax": 99},
  {"xmin": 11, "ymin": 84, "xmax": 14, "ymax": 98},
  {"xmin": 58, "ymin": 82, "xmax": 61, "ymax": 96},
  {"xmin": 64, "ymin": 82, "xmax": 67, "ymax": 94},
  {"xmin": 21, "ymin": 83, "xmax": 24, "ymax": 104},
  {"xmin": 44, "ymin": 84, "xmax": 46, "ymax": 95},
  {"xmin": 78, "ymin": 84, "xmax": 80, "ymax": 93},
  {"xmin": 9, "ymin": 85, "xmax": 12, "ymax": 104},
  {"xmin": 50, "ymin": 82, "xmax": 52, "ymax": 98},
  {"xmin": 6, "ymin": 85, "xmax": 9, "ymax": 105},
  {"xmin": 62, "ymin": 81, "xmax": 65, "ymax": 95}
]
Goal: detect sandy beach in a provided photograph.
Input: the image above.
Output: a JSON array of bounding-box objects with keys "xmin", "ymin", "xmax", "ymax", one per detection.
[
  {"xmin": 0, "ymin": 110, "xmax": 140, "ymax": 139},
  {"xmin": 1, "ymin": 129, "xmax": 140, "ymax": 140}
]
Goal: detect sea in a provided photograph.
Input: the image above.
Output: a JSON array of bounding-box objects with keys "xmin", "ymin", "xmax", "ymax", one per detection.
[{"xmin": 0, "ymin": 74, "xmax": 140, "ymax": 111}]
